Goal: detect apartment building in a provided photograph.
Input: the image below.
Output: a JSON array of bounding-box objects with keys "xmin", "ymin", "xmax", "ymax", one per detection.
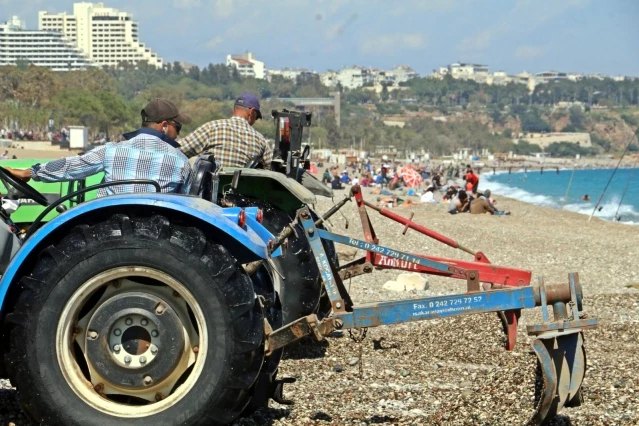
[
  {"xmin": 389, "ymin": 65, "xmax": 418, "ymax": 83},
  {"xmin": 38, "ymin": 2, "xmax": 162, "ymax": 68},
  {"xmin": 0, "ymin": 16, "xmax": 94, "ymax": 71},
  {"xmin": 267, "ymin": 68, "xmax": 316, "ymax": 81},
  {"xmin": 226, "ymin": 52, "xmax": 265, "ymax": 79}
]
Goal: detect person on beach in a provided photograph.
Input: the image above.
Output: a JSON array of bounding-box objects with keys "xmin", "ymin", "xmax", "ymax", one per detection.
[
  {"xmin": 472, "ymin": 191, "xmax": 511, "ymax": 216},
  {"xmin": 470, "ymin": 192, "xmax": 496, "ymax": 215},
  {"xmin": 322, "ymin": 168, "xmax": 331, "ymax": 184},
  {"xmin": 420, "ymin": 186, "xmax": 438, "ymax": 203},
  {"xmin": 448, "ymin": 190, "xmax": 470, "ymax": 214},
  {"xmin": 582, "ymin": 194, "xmax": 590, "ymax": 201},
  {"xmin": 465, "ymin": 169, "xmax": 479, "ymax": 194}
]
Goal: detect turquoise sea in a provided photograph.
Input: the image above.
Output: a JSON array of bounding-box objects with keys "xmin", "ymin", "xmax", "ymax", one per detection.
[{"xmin": 481, "ymin": 167, "xmax": 639, "ymax": 225}]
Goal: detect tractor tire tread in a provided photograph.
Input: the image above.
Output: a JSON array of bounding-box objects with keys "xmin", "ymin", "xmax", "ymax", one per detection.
[{"xmin": 4, "ymin": 213, "xmax": 264, "ymax": 426}]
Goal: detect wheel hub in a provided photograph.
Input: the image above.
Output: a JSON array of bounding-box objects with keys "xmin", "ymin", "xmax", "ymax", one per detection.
[{"xmin": 85, "ymin": 292, "xmax": 186, "ymax": 389}]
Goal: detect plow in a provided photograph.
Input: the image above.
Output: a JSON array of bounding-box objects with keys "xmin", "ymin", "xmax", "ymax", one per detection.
[{"xmin": 263, "ymin": 185, "xmax": 597, "ymax": 425}]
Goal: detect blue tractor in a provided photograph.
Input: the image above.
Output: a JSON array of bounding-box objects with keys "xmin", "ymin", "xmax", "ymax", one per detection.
[
  {"xmin": 0, "ymin": 109, "xmax": 596, "ymax": 425},
  {"xmin": 0, "ymin": 164, "xmax": 288, "ymax": 425}
]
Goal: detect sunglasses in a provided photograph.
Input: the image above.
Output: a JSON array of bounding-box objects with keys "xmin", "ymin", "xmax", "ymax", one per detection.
[{"xmin": 168, "ymin": 121, "xmax": 182, "ymax": 134}]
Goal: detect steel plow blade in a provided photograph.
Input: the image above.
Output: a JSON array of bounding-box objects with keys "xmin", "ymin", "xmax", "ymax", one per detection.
[{"xmin": 528, "ymin": 331, "xmax": 586, "ymax": 425}]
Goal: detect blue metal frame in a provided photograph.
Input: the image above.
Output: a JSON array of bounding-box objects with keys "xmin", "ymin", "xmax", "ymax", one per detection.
[
  {"xmin": 0, "ymin": 194, "xmax": 277, "ymax": 314},
  {"xmin": 297, "ymin": 207, "xmax": 596, "ymax": 333},
  {"xmin": 298, "ymin": 212, "xmax": 458, "ymax": 306}
]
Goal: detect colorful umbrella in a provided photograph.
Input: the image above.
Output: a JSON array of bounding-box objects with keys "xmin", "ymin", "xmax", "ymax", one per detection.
[{"xmin": 399, "ymin": 167, "xmax": 423, "ymax": 188}]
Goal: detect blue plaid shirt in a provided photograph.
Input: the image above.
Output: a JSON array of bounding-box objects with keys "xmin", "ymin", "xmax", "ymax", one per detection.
[{"xmin": 30, "ymin": 128, "xmax": 192, "ymax": 197}]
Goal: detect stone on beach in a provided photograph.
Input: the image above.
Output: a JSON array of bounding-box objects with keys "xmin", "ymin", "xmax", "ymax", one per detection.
[{"xmin": 383, "ymin": 272, "xmax": 429, "ymax": 291}]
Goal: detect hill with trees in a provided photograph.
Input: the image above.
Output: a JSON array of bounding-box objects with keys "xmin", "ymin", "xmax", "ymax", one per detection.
[{"xmin": 1, "ymin": 62, "xmax": 638, "ymax": 157}]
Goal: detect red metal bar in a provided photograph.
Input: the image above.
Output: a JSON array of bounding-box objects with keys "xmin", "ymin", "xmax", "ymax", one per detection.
[{"xmin": 372, "ymin": 254, "xmax": 531, "ymax": 287}]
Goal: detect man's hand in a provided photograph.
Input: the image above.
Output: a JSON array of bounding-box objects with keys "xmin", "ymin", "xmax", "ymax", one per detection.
[{"xmin": 3, "ymin": 167, "xmax": 31, "ymax": 182}]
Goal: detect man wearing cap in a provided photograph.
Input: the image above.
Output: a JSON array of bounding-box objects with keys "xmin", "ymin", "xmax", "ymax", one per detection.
[
  {"xmin": 179, "ymin": 93, "xmax": 272, "ymax": 169},
  {"xmin": 5, "ymin": 99, "xmax": 193, "ymax": 197}
]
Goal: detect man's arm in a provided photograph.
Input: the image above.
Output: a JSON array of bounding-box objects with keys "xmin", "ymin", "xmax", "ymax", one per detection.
[
  {"xmin": 261, "ymin": 139, "xmax": 273, "ymax": 170},
  {"xmin": 483, "ymin": 199, "xmax": 495, "ymax": 214},
  {"xmin": 7, "ymin": 147, "xmax": 107, "ymax": 183},
  {"xmin": 179, "ymin": 122, "xmax": 212, "ymax": 158}
]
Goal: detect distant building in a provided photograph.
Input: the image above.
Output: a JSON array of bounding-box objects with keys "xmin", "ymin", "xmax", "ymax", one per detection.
[
  {"xmin": 178, "ymin": 61, "xmax": 197, "ymax": 72},
  {"xmin": 38, "ymin": 2, "xmax": 163, "ymax": 68},
  {"xmin": 268, "ymin": 68, "xmax": 316, "ymax": 81},
  {"xmin": 226, "ymin": 52, "xmax": 265, "ymax": 79},
  {"xmin": 320, "ymin": 71, "xmax": 338, "ymax": 87},
  {"xmin": 389, "ymin": 65, "xmax": 418, "ymax": 83},
  {"xmin": 335, "ymin": 66, "xmax": 367, "ymax": 89},
  {"xmin": 0, "ymin": 16, "xmax": 94, "ymax": 71},
  {"xmin": 535, "ymin": 70, "xmax": 568, "ymax": 83}
]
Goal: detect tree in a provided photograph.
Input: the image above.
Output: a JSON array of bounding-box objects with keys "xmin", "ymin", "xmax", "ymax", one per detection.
[
  {"xmin": 380, "ymin": 84, "xmax": 389, "ymax": 102},
  {"xmin": 568, "ymin": 105, "xmax": 585, "ymax": 130},
  {"xmin": 513, "ymin": 140, "xmax": 542, "ymax": 155},
  {"xmin": 521, "ymin": 109, "xmax": 551, "ymax": 133},
  {"xmin": 96, "ymin": 91, "xmax": 134, "ymax": 136}
]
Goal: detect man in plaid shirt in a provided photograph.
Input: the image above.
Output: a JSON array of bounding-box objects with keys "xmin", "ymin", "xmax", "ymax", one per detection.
[
  {"xmin": 5, "ymin": 99, "xmax": 193, "ymax": 197},
  {"xmin": 180, "ymin": 93, "xmax": 273, "ymax": 169}
]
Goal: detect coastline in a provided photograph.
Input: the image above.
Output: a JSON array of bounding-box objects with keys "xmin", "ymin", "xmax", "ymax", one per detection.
[{"xmin": 480, "ymin": 167, "xmax": 638, "ymax": 225}]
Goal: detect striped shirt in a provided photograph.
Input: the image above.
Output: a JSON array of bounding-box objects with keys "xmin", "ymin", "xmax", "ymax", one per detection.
[
  {"xmin": 30, "ymin": 128, "xmax": 192, "ymax": 197},
  {"xmin": 179, "ymin": 116, "xmax": 273, "ymax": 169}
]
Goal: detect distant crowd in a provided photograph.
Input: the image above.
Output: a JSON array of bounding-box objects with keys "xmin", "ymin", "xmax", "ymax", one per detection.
[
  {"xmin": 1, "ymin": 127, "xmax": 70, "ymax": 143},
  {"xmin": 320, "ymin": 160, "xmax": 510, "ymax": 217}
]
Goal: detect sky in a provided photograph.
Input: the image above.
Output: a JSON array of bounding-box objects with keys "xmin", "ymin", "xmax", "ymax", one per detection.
[{"xmin": 3, "ymin": 0, "xmax": 639, "ymax": 76}]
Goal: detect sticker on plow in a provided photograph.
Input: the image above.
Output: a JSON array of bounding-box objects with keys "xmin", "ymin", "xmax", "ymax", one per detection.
[{"xmin": 412, "ymin": 295, "xmax": 483, "ymax": 317}]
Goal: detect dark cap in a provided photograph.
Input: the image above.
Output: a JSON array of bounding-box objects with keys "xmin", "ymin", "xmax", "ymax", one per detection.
[
  {"xmin": 234, "ymin": 93, "xmax": 262, "ymax": 119},
  {"xmin": 142, "ymin": 98, "xmax": 192, "ymax": 125}
]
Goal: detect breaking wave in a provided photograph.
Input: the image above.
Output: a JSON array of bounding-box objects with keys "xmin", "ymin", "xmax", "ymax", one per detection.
[{"xmin": 482, "ymin": 173, "xmax": 639, "ymax": 225}]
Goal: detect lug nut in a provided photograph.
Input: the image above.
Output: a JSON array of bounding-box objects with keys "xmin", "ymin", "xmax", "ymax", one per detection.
[
  {"xmin": 113, "ymin": 344, "xmax": 121, "ymax": 353},
  {"xmin": 114, "ymin": 329, "xmax": 122, "ymax": 336},
  {"xmin": 125, "ymin": 318, "xmax": 133, "ymax": 326},
  {"xmin": 124, "ymin": 355, "xmax": 132, "ymax": 364},
  {"xmin": 151, "ymin": 330, "xmax": 159, "ymax": 337},
  {"xmin": 143, "ymin": 376, "xmax": 153, "ymax": 385},
  {"xmin": 141, "ymin": 319, "xmax": 148, "ymax": 326},
  {"xmin": 151, "ymin": 346, "xmax": 158, "ymax": 355},
  {"xmin": 139, "ymin": 356, "xmax": 147, "ymax": 364},
  {"xmin": 88, "ymin": 330, "xmax": 98, "ymax": 339}
]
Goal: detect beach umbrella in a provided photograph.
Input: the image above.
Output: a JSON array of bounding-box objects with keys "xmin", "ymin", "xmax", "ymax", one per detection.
[{"xmin": 398, "ymin": 167, "xmax": 423, "ymax": 188}]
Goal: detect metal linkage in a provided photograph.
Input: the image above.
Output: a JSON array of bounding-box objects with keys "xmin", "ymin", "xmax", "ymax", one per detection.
[{"xmin": 263, "ymin": 207, "xmax": 598, "ymax": 425}]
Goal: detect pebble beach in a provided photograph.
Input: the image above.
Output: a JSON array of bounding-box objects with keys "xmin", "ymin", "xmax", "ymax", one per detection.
[
  {"xmin": 241, "ymin": 185, "xmax": 638, "ymax": 426},
  {"xmin": 0, "ymin": 177, "xmax": 636, "ymax": 425}
]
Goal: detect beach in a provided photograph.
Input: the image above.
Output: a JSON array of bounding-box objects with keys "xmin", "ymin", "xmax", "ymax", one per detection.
[
  {"xmin": 241, "ymin": 185, "xmax": 638, "ymax": 426},
  {"xmin": 0, "ymin": 153, "xmax": 636, "ymax": 425}
]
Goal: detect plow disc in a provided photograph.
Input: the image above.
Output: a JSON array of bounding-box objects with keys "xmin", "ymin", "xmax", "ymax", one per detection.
[{"xmin": 529, "ymin": 331, "xmax": 587, "ymax": 425}]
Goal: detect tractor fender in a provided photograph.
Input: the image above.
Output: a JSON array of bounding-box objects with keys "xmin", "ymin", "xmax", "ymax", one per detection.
[{"xmin": 0, "ymin": 193, "xmax": 273, "ymax": 315}]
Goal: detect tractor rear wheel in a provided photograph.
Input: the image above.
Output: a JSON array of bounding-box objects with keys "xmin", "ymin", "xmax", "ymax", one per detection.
[
  {"xmin": 227, "ymin": 197, "xmax": 337, "ymax": 324},
  {"xmin": 4, "ymin": 214, "xmax": 264, "ymax": 426}
]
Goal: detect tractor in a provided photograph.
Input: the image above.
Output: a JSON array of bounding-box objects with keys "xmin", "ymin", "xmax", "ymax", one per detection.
[
  {"xmin": 1, "ymin": 109, "xmax": 336, "ymax": 328},
  {"xmin": 0, "ymin": 111, "xmax": 596, "ymax": 425}
]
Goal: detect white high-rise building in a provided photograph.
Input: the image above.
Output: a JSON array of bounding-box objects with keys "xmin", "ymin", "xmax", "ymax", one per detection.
[
  {"xmin": 0, "ymin": 16, "xmax": 94, "ymax": 71},
  {"xmin": 38, "ymin": 2, "xmax": 162, "ymax": 68}
]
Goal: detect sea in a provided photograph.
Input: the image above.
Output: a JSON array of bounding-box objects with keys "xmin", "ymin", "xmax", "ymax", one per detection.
[{"xmin": 480, "ymin": 167, "xmax": 639, "ymax": 225}]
